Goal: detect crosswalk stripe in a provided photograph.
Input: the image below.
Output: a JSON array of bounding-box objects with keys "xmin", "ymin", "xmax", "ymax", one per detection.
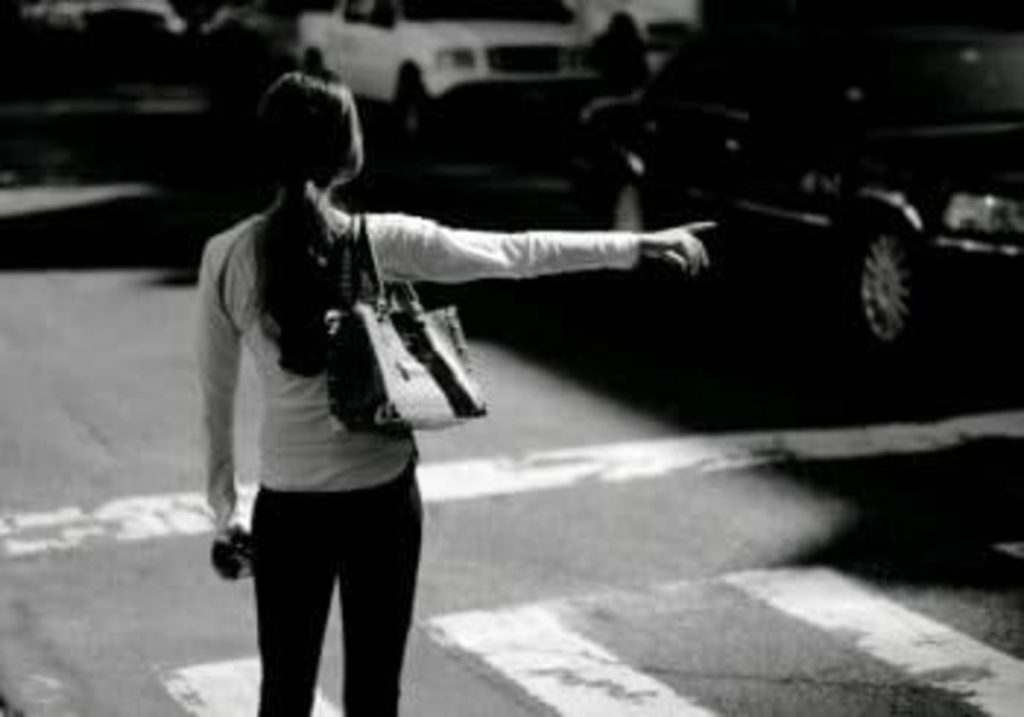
[
  {"xmin": 427, "ymin": 604, "xmax": 718, "ymax": 716},
  {"xmin": 428, "ymin": 569, "xmax": 1024, "ymax": 717},
  {"xmin": 724, "ymin": 568, "xmax": 1024, "ymax": 717},
  {"xmin": 0, "ymin": 184, "xmax": 159, "ymax": 219},
  {"xmin": 4, "ymin": 408, "xmax": 1024, "ymax": 559},
  {"xmin": 420, "ymin": 408, "xmax": 1024, "ymax": 502},
  {"xmin": 993, "ymin": 543, "xmax": 1024, "ymax": 561},
  {"xmin": 157, "ymin": 567, "xmax": 1024, "ymax": 716},
  {"xmin": 161, "ymin": 658, "xmax": 341, "ymax": 717}
]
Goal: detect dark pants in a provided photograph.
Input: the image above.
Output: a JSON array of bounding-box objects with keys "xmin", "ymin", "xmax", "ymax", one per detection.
[{"xmin": 252, "ymin": 461, "xmax": 422, "ymax": 717}]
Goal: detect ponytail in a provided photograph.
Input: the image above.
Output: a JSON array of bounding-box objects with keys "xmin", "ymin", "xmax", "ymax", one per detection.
[
  {"xmin": 253, "ymin": 72, "xmax": 364, "ymax": 376},
  {"xmin": 257, "ymin": 186, "xmax": 336, "ymax": 376}
]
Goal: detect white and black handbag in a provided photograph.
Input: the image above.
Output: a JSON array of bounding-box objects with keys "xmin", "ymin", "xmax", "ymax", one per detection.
[{"xmin": 324, "ymin": 215, "xmax": 487, "ymax": 432}]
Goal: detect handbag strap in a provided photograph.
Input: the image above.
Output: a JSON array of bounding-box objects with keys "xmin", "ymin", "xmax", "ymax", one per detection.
[
  {"xmin": 336, "ymin": 214, "xmax": 424, "ymax": 313},
  {"xmin": 335, "ymin": 214, "xmax": 384, "ymax": 308},
  {"xmin": 354, "ymin": 214, "xmax": 385, "ymax": 301}
]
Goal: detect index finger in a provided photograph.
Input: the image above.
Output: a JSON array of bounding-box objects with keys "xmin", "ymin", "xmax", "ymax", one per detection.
[{"xmin": 683, "ymin": 221, "xmax": 718, "ymax": 235}]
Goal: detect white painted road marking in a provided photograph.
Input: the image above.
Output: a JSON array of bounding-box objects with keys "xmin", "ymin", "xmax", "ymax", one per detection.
[
  {"xmin": 423, "ymin": 407, "xmax": 1024, "ymax": 501},
  {"xmin": 427, "ymin": 604, "xmax": 717, "ymax": 717},
  {"xmin": 427, "ymin": 568, "xmax": 1024, "ymax": 717},
  {"xmin": 725, "ymin": 568, "xmax": 1024, "ymax": 717},
  {"xmin": 150, "ymin": 569, "xmax": 1024, "ymax": 717},
  {"xmin": 3, "ymin": 408, "xmax": 1024, "ymax": 558},
  {"xmin": 0, "ymin": 184, "xmax": 159, "ymax": 219},
  {"xmin": 161, "ymin": 658, "xmax": 341, "ymax": 717},
  {"xmin": 994, "ymin": 543, "xmax": 1024, "ymax": 561},
  {"xmin": 0, "ymin": 490, "xmax": 254, "ymax": 558}
]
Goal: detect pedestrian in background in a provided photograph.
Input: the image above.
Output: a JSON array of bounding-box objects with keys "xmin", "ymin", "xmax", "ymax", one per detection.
[
  {"xmin": 195, "ymin": 71, "xmax": 711, "ymax": 717},
  {"xmin": 591, "ymin": 14, "xmax": 651, "ymax": 93}
]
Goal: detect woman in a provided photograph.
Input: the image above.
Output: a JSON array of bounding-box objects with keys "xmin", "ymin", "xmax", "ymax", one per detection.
[{"xmin": 196, "ymin": 72, "xmax": 710, "ymax": 717}]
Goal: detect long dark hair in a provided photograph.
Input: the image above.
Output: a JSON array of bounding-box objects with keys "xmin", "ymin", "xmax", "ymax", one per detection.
[{"xmin": 255, "ymin": 72, "xmax": 364, "ymax": 376}]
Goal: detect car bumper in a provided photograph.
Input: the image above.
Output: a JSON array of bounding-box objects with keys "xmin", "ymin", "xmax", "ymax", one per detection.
[{"xmin": 930, "ymin": 234, "xmax": 1024, "ymax": 259}]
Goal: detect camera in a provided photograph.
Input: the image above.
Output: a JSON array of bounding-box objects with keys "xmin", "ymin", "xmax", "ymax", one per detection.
[{"xmin": 211, "ymin": 525, "xmax": 255, "ymax": 580}]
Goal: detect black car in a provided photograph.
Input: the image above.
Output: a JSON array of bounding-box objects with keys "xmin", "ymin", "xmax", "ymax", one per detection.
[{"xmin": 575, "ymin": 23, "xmax": 1024, "ymax": 350}]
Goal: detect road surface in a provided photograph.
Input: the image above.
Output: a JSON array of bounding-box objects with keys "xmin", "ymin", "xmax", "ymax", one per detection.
[{"xmin": 0, "ymin": 101, "xmax": 1022, "ymax": 716}]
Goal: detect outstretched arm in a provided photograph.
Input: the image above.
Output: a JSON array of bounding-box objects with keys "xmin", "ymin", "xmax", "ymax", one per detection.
[{"xmin": 368, "ymin": 214, "xmax": 712, "ymax": 283}]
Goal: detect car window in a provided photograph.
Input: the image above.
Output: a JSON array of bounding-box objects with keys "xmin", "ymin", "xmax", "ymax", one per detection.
[
  {"xmin": 344, "ymin": 0, "xmax": 376, "ymax": 22},
  {"xmin": 653, "ymin": 28, "xmax": 1024, "ymax": 130},
  {"xmin": 403, "ymin": 0, "xmax": 573, "ymax": 23},
  {"xmin": 648, "ymin": 45, "xmax": 734, "ymax": 112},
  {"xmin": 262, "ymin": 0, "xmax": 301, "ymax": 15},
  {"xmin": 708, "ymin": 0, "xmax": 1024, "ymax": 30},
  {"xmin": 798, "ymin": 0, "xmax": 1024, "ymax": 29},
  {"xmin": 647, "ymin": 37, "xmax": 790, "ymax": 119},
  {"xmin": 797, "ymin": 30, "xmax": 1024, "ymax": 126}
]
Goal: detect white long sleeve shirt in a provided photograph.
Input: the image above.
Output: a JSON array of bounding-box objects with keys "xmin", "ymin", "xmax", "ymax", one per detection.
[{"xmin": 196, "ymin": 210, "xmax": 641, "ymax": 528}]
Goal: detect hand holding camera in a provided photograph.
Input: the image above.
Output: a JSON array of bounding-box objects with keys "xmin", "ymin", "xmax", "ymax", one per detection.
[{"xmin": 211, "ymin": 525, "xmax": 256, "ymax": 580}]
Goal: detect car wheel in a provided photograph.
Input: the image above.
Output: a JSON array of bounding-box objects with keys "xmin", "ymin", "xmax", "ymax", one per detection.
[
  {"xmin": 611, "ymin": 181, "xmax": 645, "ymax": 231},
  {"xmin": 395, "ymin": 70, "xmax": 430, "ymax": 142},
  {"xmin": 857, "ymin": 230, "xmax": 917, "ymax": 347}
]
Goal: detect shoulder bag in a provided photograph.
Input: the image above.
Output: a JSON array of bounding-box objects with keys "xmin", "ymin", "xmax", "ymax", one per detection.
[{"xmin": 325, "ymin": 215, "xmax": 487, "ymax": 432}]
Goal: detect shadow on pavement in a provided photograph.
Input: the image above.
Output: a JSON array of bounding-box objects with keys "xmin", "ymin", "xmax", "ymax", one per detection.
[
  {"xmin": 775, "ymin": 439, "xmax": 1024, "ymax": 591},
  {"xmin": 424, "ymin": 268, "xmax": 1024, "ymax": 433},
  {"xmin": 437, "ymin": 271, "xmax": 1024, "ymax": 594},
  {"xmin": 0, "ymin": 188, "xmax": 260, "ymax": 271}
]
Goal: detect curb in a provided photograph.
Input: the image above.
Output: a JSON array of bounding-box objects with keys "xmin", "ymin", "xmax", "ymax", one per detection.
[{"xmin": 0, "ymin": 86, "xmax": 210, "ymax": 121}]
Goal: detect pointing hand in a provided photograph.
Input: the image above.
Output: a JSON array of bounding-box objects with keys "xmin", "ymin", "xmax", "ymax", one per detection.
[{"xmin": 638, "ymin": 222, "xmax": 714, "ymax": 277}]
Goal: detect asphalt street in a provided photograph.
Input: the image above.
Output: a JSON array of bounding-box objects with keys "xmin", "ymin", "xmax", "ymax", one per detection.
[{"xmin": 0, "ymin": 94, "xmax": 1022, "ymax": 717}]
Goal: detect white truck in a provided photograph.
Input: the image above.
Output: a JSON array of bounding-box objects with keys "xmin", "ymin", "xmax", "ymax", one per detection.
[
  {"xmin": 297, "ymin": 0, "xmax": 600, "ymax": 138},
  {"xmin": 204, "ymin": 0, "xmax": 698, "ymax": 135}
]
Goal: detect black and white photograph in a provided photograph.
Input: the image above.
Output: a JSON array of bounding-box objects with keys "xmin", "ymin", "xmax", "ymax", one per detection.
[{"xmin": 1, "ymin": 0, "xmax": 1023, "ymax": 715}]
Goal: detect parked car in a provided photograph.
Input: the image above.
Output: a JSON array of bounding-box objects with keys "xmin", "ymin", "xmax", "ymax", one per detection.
[
  {"xmin": 575, "ymin": 24, "xmax": 1024, "ymax": 351},
  {"xmin": 84, "ymin": 0, "xmax": 188, "ymax": 76},
  {"xmin": 20, "ymin": 0, "xmax": 185, "ymax": 34},
  {"xmin": 19, "ymin": 0, "xmax": 188, "ymax": 81}
]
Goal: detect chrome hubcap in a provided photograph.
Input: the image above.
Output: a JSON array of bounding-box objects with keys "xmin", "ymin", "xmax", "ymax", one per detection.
[{"xmin": 860, "ymin": 233, "xmax": 913, "ymax": 343}]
